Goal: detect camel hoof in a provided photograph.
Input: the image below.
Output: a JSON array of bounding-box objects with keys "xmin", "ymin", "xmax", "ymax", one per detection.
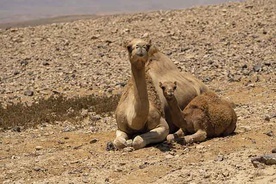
[
  {"xmin": 166, "ymin": 134, "xmax": 175, "ymax": 143},
  {"xmin": 133, "ymin": 136, "xmax": 146, "ymax": 150},
  {"xmin": 126, "ymin": 139, "xmax": 133, "ymax": 147}
]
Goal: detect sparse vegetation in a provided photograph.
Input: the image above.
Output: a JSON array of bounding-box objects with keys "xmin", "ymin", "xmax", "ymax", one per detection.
[{"xmin": 0, "ymin": 94, "xmax": 120, "ymax": 130}]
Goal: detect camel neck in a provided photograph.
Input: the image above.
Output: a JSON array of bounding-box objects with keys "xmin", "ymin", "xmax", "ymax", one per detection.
[
  {"xmin": 130, "ymin": 65, "xmax": 150, "ymax": 122},
  {"xmin": 131, "ymin": 65, "xmax": 149, "ymax": 101},
  {"xmin": 166, "ymin": 96, "xmax": 188, "ymax": 129}
]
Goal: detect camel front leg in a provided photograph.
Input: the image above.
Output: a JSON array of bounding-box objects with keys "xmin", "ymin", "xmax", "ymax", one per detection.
[
  {"xmin": 166, "ymin": 128, "xmax": 184, "ymax": 143},
  {"xmin": 132, "ymin": 117, "xmax": 169, "ymax": 150},
  {"xmin": 184, "ymin": 129, "xmax": 207, "ymax": 144},
  {"xmin": 113, "ymin": 130, "xmax": 129, "ymax": 149}
]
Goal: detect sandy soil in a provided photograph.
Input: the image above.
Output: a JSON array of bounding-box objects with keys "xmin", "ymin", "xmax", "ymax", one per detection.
[{"xmin": 0, "ymin": 0, "xmax": 275, "ymax": 183}]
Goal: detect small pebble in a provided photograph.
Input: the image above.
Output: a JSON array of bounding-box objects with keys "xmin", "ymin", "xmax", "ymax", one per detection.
[
  {"xmin": 35, "ymin": 146, "xmax": 43, "ymax": 150},
  {"xmin": 90, "ymin": 139, "xmax": 98, "ymax": 144}
]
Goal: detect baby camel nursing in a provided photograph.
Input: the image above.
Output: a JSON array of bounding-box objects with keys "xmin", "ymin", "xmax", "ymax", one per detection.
[{"xmin": 159, "ymin": 81, "xmax": 237, "ymax": 144}]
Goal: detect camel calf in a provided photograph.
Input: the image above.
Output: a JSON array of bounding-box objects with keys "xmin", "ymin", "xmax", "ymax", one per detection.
[{"xmin": 159, "ymin": 81, "xmax": 237, "ymax": 144}]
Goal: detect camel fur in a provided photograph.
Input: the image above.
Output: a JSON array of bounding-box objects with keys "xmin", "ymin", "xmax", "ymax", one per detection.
[
  {"xmin": 159, "ymin": 81, "xmax": 237, "ymax": 144},
  {"xmin": 114, "ymin": 39, "xmax": 208, "ymax": 150}
]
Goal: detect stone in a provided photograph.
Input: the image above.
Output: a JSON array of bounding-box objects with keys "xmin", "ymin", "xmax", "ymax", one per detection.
[
  {"xmin": 106, "ymin": 141, "xmax": 116, "ymax": 151},
  {"xmin": 90, "ymin": 139, "xmax": 98, "ymax": 144},
  {"xmin": 253, "ymin": 64, "xmax": 262, "ymax": 72},
  {"xmin": 24, "ymin": 90, "xmax": 34, "ymax": 96},
  {"xmin": 35, "ymin": 146, "xmax": 43, "ymax": 150}
]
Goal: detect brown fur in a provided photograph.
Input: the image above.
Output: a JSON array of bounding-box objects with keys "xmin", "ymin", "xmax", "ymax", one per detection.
[
  {"xmin": 114, "ymin": 39, "xmax": 208, "ymax": 149},
  {"xmin": 160, "ymin": 81, "xmax": 237, "ymax": 144}
]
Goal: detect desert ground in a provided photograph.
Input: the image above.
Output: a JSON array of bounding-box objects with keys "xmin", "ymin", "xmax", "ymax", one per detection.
[{"xmin": 0, "ymin": 0, "xmax": 275, "ymax": 183}]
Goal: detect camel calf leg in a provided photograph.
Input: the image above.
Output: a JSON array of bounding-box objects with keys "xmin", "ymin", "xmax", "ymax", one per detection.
[
  {"xmin": 133, "ymin": 117, "xmax": 169, "ymax": 150},
  {"xmin": 184, "ymin": 129, "xmax": 207, "ymax": 144},
  {"xmin": 113, "ymin": 130, "xmax": 129, "ymax": 149},
  {"xmin": 166, "ymin": 128, "xmax": 184, "ymax": 143}
]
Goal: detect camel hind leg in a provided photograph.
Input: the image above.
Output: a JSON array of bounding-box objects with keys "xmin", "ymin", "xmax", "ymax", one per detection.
[
  {"xmin": 222, "ymin": 121, "xmax": 236, "ymax": 136},
  {"xmin": 184, "ymin": 129, "xmax": 207, "ymax": 144},
  {"xmin": 222, "ymin": 110, "xmax": 237, "ymax": 136}
]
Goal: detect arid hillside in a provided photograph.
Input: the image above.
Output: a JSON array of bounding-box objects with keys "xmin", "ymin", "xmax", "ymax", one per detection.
[{"xmin": 0, "ymin": 0, "xmax": 275, "ymax": 183}]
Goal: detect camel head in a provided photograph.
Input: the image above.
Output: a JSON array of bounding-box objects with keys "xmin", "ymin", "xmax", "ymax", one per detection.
[
  {"xmin": 159, "ymin": 81, "xmax": 177, "ymax": 100},
  {"xmin": 125, "ymin": 39, "xmax": 151, "ymax": 69}
]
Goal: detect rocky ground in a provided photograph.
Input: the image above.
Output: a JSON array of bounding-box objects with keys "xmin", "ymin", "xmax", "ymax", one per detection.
[{"xmin": 0, "ymin": 0, "xmax": 275, "ymax": 183}]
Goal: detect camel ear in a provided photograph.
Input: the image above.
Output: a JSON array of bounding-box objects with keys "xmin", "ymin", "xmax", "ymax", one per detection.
[
  {"xmin": 123, "ymin": 39, "xmax": 132, "ymax": 53},
  {"xmin": 173, "ymin": 81, "xmax": 177, "ymax": 90},
  {"xmin": 146, "ymin": 39, "xmax": 152, "ymax": 51},
  {"xmin": 159, "ymin": 82, "xmax": 163, "ymax": 88}
]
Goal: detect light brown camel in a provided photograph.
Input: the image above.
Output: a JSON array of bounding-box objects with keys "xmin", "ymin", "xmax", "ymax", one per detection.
[
  {"xmin": 159, "ymin": 81, "xmax": 237, "ymax": 144},
  {"xmin": 114, "ymin": 39, "xmax": 208, "ymax": 150}
]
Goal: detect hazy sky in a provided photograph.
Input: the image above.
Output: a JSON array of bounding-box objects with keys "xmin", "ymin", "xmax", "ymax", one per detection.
[{"xmin": 0, "ymin": 0, "xmax": 242, "ymax": 23}]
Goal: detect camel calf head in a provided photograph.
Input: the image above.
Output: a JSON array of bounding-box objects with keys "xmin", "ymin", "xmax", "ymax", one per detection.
[{"xmin": 159, "ymin": 81, "xmax": 177, "ymax": 100}]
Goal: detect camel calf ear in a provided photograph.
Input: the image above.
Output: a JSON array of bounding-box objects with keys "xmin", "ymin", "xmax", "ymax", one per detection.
[
  {"xmin": 123, "ymin": 40, "xmax": 132, "ymax": 53},
  {"xmin": 146, "ymin": 39, "xmax": 152, "ymax": 51},
  {"xmin": 173, "ymin": 81, "xmax": 177, "ymax": 90},
  {"xmin": 159, "ymin": 82, "xmax": 163, "ymax": 88}
]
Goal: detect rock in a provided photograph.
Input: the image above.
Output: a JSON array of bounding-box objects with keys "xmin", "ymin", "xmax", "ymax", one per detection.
[
  {"xmin": 63, "ymin": 125, "xmax": 76, "ymax": 132},
  {"xmin": 42, "ymin": 61, "xmax": 50, "ymax": 66},
  {"xmin": 251, "ymin": 154, "xmax": 276, "ymax": 167},
  {"xmin": 196, "ymin": 145, "xmax": 205, "ymax": 149},
  {"xmin": 24, "ymin": 90, "xmax": 34, "ymax": 96},
  {"xmin": 123, "ymin": 147, "xmax": 134, "ymax": 152},
  {"xmin": 33, "ymin": 166, "xmax": 42, "ymax": 171},
  {"xmin": 106, "ymin": 141, "xmax": 116, "ymax": 151},
  {"xmin": 253, "ymin": 64, "xmax": 262, "ymax": 72},
  {"xmin": 35, "ymin": 146, "xmax": 43, "ymax": 150},
  {"xmin": 12, "ymin": 126, "xmax": 21, "ymax": 132},
  {"xmin": 264, "ymin": 116, "xmax": 270, "ymax": 121},
  {"xmin": 165, "ymin": 154, "xmax": 174, "ymax": 159},
  {"xmin": 215, "ymin": 155, "xmax": 224, "ymax": 162},
  {"xmin": 81, "ymin": 109, "xmax": 89, "ymax": 117},
  {"xmin": 264, "ymin": 131, "xmax": 274, "ymax": 137},
  {"xmin": 90, "ymin": 138, "xmax": 98, "ymax": 144},
  {"xmin": 14, "ymin": 71, "xmax": 20, "ymax": 75},
  {"xmin": 20, "ymin": 60, "xmax": 29, "ymax": 66},
  {"xmin": 264, "ymin": 61, "xmax": 272, "ymax": 66},
  {"xmin": 90, "ymin": 115, "xmax": 101, "ymax": 121}
]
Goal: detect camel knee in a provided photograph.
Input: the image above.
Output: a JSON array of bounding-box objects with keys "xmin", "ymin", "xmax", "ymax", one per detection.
[{"xmin": 113, "ymin": 130, "xmax": 129, "ymax": 149}]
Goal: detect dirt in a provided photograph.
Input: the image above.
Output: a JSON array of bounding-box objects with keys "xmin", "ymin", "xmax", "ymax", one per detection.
[{"xmin": 0, "ymin": 0, "xmax": 276, "ymax": 183}]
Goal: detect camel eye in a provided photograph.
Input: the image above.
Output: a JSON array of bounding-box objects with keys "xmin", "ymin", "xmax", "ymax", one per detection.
[
  {"xmin": 173, "ymin": 86, "xmax": 177, "ymax": 90},
  {"xmin": 161, "ymin": 86, "xmax": 165, "ymax": 90}
]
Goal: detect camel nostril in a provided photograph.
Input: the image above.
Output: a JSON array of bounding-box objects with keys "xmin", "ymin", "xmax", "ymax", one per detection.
[{"xmin": 136, "ymin": 52, "xmax": 144, "ymax": 57}]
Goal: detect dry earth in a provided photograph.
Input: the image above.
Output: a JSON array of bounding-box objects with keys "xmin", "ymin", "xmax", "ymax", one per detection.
[{"xmin": 0, "ymin": 0, "xmax": 276, "ymax": 183}]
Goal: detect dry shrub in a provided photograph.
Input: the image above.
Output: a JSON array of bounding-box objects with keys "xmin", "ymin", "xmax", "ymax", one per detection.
[{"xmin": 0, "ymin": 94, "xmax": 120, "ymax": 130}]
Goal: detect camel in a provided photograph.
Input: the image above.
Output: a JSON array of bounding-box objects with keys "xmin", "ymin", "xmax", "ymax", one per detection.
[
  {"xmin": 113, "ymin": 38, "xmax": 208, "ymax": 150},
  {"xmin": 159, "ymin": 81, "xmax": 237, "ymax": 144}
]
